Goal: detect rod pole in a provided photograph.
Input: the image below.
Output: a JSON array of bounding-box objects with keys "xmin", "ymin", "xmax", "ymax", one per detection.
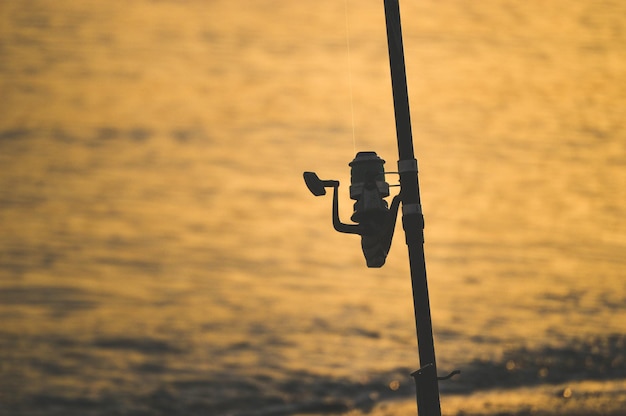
[{"xmin": 382, "ymin": 1, "xmax": 442, "ymax": 414}]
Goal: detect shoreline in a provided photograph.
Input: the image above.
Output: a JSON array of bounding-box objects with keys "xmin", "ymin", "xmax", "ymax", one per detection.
[{"xmin": 346, "ymin": 379, "xmax": 626, "ymax": 416}]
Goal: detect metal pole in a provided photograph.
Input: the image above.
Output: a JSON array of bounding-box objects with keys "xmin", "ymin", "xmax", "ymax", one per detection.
[{"xmin": 382, "ymin": 1, "xmax": 442, "ymax": 414}]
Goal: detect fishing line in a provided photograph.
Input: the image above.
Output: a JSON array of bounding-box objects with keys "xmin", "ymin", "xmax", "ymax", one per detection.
[{"xmin": 344, "ymin": 0, "xmax": 357, "ymax": 154}]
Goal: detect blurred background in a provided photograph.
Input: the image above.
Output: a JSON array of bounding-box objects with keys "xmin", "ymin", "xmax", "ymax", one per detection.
[{"xmin": 1, "ymin": 0, "xmax": 625, "ymax": 414}]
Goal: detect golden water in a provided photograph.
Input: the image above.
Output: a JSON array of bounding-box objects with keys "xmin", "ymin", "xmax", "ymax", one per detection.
[{"xmin": 1, "ymin": 1, "xmax": 625, "ymax": 414}]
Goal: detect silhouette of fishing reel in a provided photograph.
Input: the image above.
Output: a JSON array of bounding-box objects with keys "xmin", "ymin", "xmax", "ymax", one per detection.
[{"xmin": 304, "ymin": 151, "xmax": 401, "ymax": 268}]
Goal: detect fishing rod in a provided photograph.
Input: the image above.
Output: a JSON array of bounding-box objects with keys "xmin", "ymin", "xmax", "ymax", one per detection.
[
  {"xmin": 382, "ymin": 0, "xmax": 459, "ymax": 414},
  {"xmin": 303, "ymin": 1, "xmax": 458, "ymax": 414}
]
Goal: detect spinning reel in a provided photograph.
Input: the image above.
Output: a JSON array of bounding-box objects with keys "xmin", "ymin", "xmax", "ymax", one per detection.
[{"xmin": 304, "ymin": 151, "xmax": 401, "ymax": 268}]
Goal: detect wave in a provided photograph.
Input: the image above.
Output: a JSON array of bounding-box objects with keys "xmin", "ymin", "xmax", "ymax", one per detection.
[
  {"xmin": 450, "ymin": 333, "xmax": 626, "ymax": 393},
  {"xmin": 4, "ymin": 334, "xmax": 623, "ymax": 415}
]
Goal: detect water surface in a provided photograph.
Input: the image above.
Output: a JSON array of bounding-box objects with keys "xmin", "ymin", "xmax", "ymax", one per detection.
[{"xmin": 1, "ymin": 1, "xmax": 625, "ymax": 414}]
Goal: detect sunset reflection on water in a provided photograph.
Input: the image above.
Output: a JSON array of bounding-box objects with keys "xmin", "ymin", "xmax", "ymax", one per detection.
[{"xmin": 1, "ymin": 0, "xmax": 625, "ymax": 414}]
